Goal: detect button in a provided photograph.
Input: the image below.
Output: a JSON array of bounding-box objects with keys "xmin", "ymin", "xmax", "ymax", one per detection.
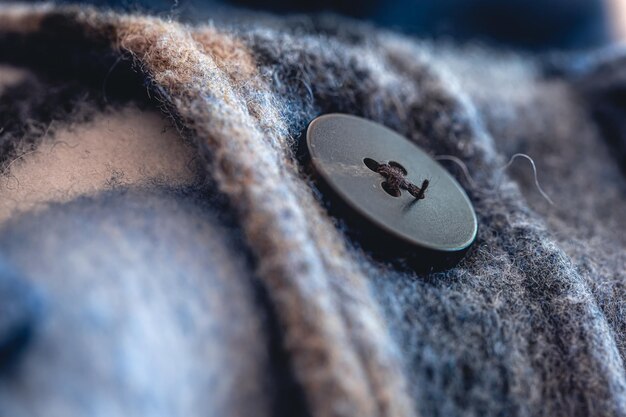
[{"xmin": 306, "ymin": 114, "xmax": 477, "ymax": 270}]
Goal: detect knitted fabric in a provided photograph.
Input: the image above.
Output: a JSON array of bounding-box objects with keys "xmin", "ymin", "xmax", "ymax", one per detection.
[{"xmin": 0, "ymin": 4, "xmax": 626, "ymax": 417}]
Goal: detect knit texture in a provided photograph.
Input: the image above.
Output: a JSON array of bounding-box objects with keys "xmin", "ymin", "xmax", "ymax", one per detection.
[{"xmin": 1, "ymin": 4, "xmax": 626, "ymax": 417}]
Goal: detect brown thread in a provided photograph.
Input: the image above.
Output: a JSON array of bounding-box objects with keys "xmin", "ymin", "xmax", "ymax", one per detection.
[{"xmin": 373, "ymin": 160, "xmax": 429, "ymax": 199}]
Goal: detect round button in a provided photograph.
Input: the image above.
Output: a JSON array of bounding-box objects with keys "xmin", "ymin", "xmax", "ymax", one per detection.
[{"xmin": 306, "ymin": 113, "xmax": 477, "ymax": 269}]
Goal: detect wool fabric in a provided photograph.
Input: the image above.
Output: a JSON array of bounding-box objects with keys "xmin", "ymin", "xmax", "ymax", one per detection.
[{"xmin": 0, "ymin": 4, "xmax": 626, "ymax": 417}]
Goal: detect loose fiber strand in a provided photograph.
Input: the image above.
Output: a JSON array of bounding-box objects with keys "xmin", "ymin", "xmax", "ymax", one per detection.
[
  {"xmin": 499, "ymin": 153, "xmax": 555, "ymax": 206},
  {"xmin": 435, "ymin": 154, "xmax": 479, "ymax": 189},
  {"xmin": 436, "ymin": 153, "xmax": 555, "ymax": 206}
]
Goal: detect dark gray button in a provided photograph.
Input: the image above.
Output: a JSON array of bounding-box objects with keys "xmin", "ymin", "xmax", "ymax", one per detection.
[{"xmin": 306, "ymin": 113, "xmax": 477, "ymax": 269}]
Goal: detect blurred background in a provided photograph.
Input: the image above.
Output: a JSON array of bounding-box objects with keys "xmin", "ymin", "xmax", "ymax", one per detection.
[{"xmin": 24, "ymin": 0, "xmax": 626, "ymax": 50}]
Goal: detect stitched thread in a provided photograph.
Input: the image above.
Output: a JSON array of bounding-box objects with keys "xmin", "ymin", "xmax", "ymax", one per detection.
[{"xmin": 370, "ymin": 160, "xmax": 429, "ymax": 199}]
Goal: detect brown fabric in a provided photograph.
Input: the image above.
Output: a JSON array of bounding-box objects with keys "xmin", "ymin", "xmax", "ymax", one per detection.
[{"xmin": 0, "ymin": 7, "xmax": 415, "ymax": 417}]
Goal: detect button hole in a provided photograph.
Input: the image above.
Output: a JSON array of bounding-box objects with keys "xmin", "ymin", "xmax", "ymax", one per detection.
[
  {"xmin": 363, "ymin": 157, "xmax": 380, "ymax": 172},
  {"xmin": 387, "ymin": 160, "xmax": 407, "ymax": 175},
  {"xmin": 381, "ymin": 181, "xmax": 402, "ymax": 197}
]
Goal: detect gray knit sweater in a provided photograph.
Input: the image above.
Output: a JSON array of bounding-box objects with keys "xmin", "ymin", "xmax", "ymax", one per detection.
[{"xmin": 0, "ymin": 4, "xmax": 625, "ymax": 417}]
